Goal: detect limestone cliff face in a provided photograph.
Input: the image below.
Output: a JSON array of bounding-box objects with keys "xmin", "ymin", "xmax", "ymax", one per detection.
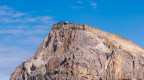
[{"xmin": 11, "ymin": 23, "xmax": 144, "ymax": 80}]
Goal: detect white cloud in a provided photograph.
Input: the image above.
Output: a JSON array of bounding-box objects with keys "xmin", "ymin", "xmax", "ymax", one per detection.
[
  {"xmin": 0, "ymin": 5, "xmax": 26, "ymax": 18},
  {"xmin": 71, "ymin": 6, "xmax": 84, "ymax": 9},
  {"xmin": 76, "ymin": 0, "xmax": 83, "ymax": 4},
  {"xmin": 90, "ymin": 2, "xmax": 98, "ymax": 9},
  {"xmin": 0, "ymin": 25, "xmax": 50, "ymax": 36},
  {"xmin": 70, "ymin": 0, "xmax": 84, "ymax": 9},
  {"xmin": 0, "ymin": 5, "xmax": 55, "ymax": 80},
  {"xmin": 0, "ymin": 45, "xmax": 34, "ymax": 80},
  {"xmin": 0, "ymin": 5, "xmax": 54, "ymax": 23},
  {"xmin": 0, "ymin": 74, "xmax": 9, "ymax": 80},
  {"xmin": 71, "ymin": 0, "xmax": 98, "ymax": 9},
  {"xmin": 0, "ymin": 57, "xmax": 22, "ymax": 66}
]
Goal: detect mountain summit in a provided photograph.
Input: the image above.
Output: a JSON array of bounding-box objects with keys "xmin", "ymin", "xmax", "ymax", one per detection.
[{"xmin": 11, "ymin": 23, "xmax": 144, "ymax": 80}]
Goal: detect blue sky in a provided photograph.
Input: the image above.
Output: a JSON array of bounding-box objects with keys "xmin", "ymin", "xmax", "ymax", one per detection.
[{"xmin": 0, "ymin": 0, "xmax": 144, "ymax": 80}]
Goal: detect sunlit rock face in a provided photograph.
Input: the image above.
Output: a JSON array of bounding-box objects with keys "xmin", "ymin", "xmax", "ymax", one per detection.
[{"xmin": 11, "ymin": 23, "xmax": 144, "ymax": 80}]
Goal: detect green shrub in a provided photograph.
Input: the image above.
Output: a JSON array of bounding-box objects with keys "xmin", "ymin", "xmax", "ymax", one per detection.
[
  {"xmin": 46, "ymin": 70, "xmax": 52, "ymax": 76},
  {"xmin": 45, "ymin": 70, "xmax": 59, "ymax": 76}
]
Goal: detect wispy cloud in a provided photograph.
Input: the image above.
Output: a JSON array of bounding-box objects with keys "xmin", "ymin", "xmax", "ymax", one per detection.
[
  {"xmin": 0, "ymin": 5, "xmax": 55, "ymax": 80},
  {"xmin": 0, "ymin": 5, "xmax": 25, "ymax": 19},
  {"xmin": 0, "ymin": 5, "xmax": 54, "ymax": 23},
  {"xmin": 70, "ymin": 6, "xmax": 84, "ymax": 9},
  {"xmin": 0, "ymin": 74, "xmax": 9, "ymax": 80},
  {"xmin": 0, "ymin": 45, "xmax": 34, "ymax": 80},
  {"xmin": 71, "ymin": 0, "xmax": 98, "ymax": 9},
  {"xmin": 70, "ymin": 0, "xmax": 84, "ymax": 9},
  {"xmin": 76, "ymin": 0, "xmax": 83, "ymax": 4},
  {"xmin": 90, "ymin": 1, "xmax": 98, "ymax": 9}
]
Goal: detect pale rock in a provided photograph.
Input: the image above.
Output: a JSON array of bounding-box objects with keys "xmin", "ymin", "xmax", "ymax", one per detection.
[{"xmin": 11, "ymin": 23, "xmax": 144, "ymax": 80}]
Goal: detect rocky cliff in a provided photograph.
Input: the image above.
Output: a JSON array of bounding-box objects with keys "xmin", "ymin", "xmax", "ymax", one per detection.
[{"xmin": 11, "ymin": 23, "xmax": 144, "ymax": 80}]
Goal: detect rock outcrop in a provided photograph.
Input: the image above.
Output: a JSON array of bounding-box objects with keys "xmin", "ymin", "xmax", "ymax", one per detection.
[{"xmin": 11, "ymin": 23, "xmax": 144, "ymax": 80}]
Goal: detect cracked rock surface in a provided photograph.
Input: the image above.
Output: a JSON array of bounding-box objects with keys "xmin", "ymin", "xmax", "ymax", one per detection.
[{"xmin": 11, "ymin": 23, "xmax": 144, "ymax": 80}]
